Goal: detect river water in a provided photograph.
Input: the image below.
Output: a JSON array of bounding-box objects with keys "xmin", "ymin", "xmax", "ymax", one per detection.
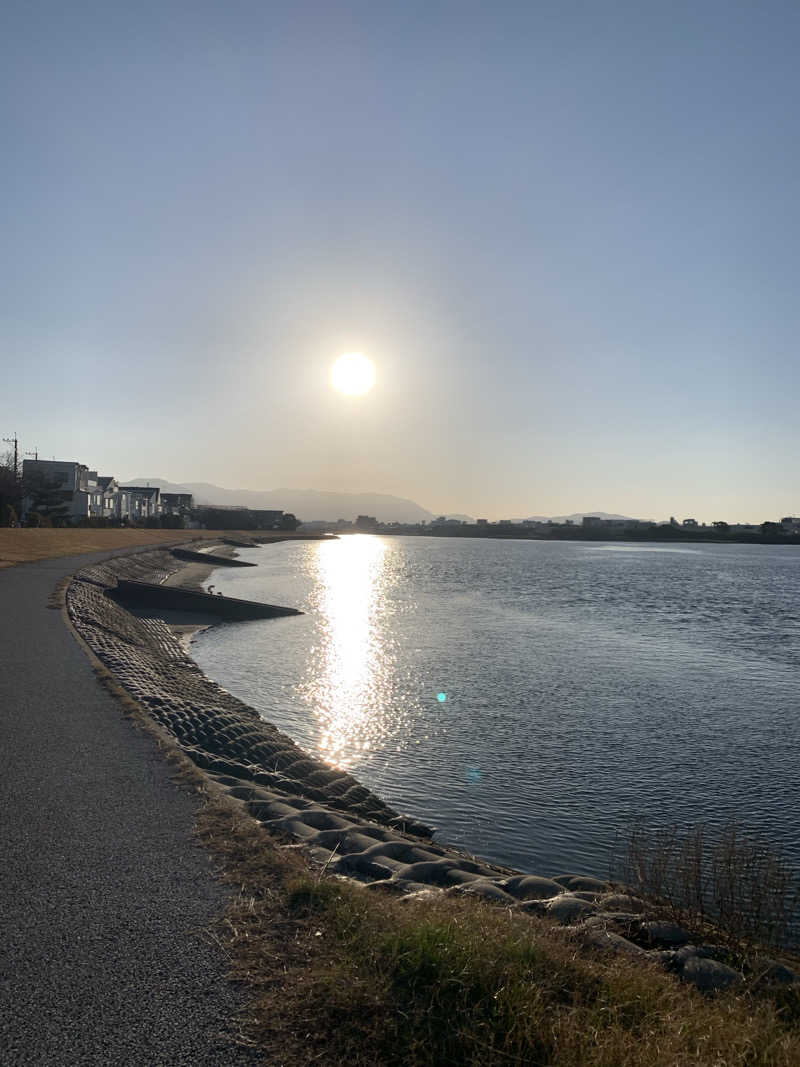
[{"xmin": 191, "ymin": 536, "xmax": 800, "ymax": 880}]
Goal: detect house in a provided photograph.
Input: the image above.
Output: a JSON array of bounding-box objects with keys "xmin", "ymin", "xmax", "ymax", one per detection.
[
  {"xmin": 161, "ymin": 492, "xmax": 193, "ymax": 517},
  {"xmin": 117, "ymin": 485, "xmax": 161, "ymax": 521},
  {"xmin": 97, "ymin": 477, "xmax": 120, "ymax": 519},
  {"xmin": 20, "ymin": 458, "xmax": 205, "ymax": 526},
  {"xmin": 84, "ymin": 473, "xmax": 121, "ymax": 519},
  {"xmin": 22, "ymin": 458, "xmax": 91, "ymax": 521}
]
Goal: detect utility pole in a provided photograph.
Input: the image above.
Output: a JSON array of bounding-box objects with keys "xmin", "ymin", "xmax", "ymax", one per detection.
[
  {"xmin": 24, "ymin": 449, "xmax": 39, "ymax": 462},
  {"xmin": 2, "ymin": 433, "xmax": 19, "ymax": 481}
]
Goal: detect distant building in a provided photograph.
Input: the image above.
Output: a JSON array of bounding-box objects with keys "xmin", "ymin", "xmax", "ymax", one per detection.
[
  {"xmin": 95, "ymin": 477, "xmax": 120, "ymax": 519},
  {"xmin": 161, "ymin": 492, "xmax": 193, "ymax": 515},
  {"xmin": 251, "ymin": 509, "xmax": 284, "ymax": 528},
  {"xmin": 118, "ymin": 485, "xmax": 161, "ymax": 521},
  {"xmin": 355, "ymin": 514, "xmax": 379, "ymax": 531},
  {"xmin": 22, "ymin": 459, "xmax": 91, "ymax": 522},
  {"xmin": 160, "ymin": 492, "xmax": 194, "ymax": 522},
  {"xmin": 476, "ymin": 518, "xmax": 488, "ymax": 525},
  {"xmin": 192, "ymin": 505, "xmax": 288, "ymax": 530},
  {"xmin": 682, "ymin": 518, "xmax": 699, "ymax": 528},
  {"xmin": 582, "ymin": 515, "xmax": 642, "ymax": 530}
]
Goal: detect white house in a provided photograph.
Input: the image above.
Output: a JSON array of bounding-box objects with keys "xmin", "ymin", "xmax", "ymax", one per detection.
[{"xmin": 117, "ymin": 485, "xmax": 161, "ymax": 521}]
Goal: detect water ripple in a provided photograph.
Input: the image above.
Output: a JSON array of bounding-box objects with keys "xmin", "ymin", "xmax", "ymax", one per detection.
[{"xmin": 193, "ymin": 537, "xmax": 800, "ymax": 880}]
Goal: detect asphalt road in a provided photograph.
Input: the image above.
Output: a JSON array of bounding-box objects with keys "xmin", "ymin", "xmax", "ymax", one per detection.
[{"xmin": 0, "ymin": 551, "xmax": 258, "ymax": 1065}]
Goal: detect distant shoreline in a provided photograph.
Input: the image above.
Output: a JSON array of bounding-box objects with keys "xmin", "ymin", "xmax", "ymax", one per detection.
[{"xmin": 363, "ymin": 528, "xmax": 800, "ymax": 547}]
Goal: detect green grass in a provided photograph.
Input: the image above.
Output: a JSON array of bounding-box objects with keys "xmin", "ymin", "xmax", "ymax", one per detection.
[{"xmin": 195, "ymin": 799, "xmax": 800, "ymax": 1066}]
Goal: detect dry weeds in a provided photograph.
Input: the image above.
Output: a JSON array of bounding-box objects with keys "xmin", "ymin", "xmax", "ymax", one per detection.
[
  {"xmin": 0, "ymin": 528, "xmax": 309, "ymax": 566},
  {"xmin": 52, "ymin": 546, "xmax": 800, "ymax": 1064},
  {"xmin": 615, "ymin": 822, "xmax": 800, "ymax": 953},
  {"xmin": 194, "ymin": 802, "xmax": 800, "ymax": 1066}
]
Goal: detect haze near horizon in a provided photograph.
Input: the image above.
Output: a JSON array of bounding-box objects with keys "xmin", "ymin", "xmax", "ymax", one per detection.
[{"xmin": 3, "ymin": 1, "xmax": 799, "ymax": 523}]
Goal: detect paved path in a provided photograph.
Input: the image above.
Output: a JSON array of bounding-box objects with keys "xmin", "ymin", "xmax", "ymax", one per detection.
[{"xmin": 0, "ymin": 551, "xmax": 257, "ymax": 1065}]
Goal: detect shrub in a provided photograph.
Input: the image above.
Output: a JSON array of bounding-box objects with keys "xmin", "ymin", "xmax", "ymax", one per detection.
[
  {"xmin": 26, "ymin": 511, "xmax": 52, "ymax": 528},
  {"xmin": 0, "ymin": 502, "xmax": 17, "ymax": 527}
]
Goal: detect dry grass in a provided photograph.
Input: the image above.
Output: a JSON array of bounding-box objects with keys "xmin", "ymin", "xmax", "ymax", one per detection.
[
  {"xmin": 196, "ymin": 802, "xmax": 800, "ymax": 1066},
  {"xmin": 48, "ymin": 533, "xmax": 800, "ymax": 1063},
  {"xmin": 0, "ymin": 528, "xmax": 306, "ymax": 567},
  {"xmin": 615, "ymin": 823, "xmax": 800, "ymax": 954}
]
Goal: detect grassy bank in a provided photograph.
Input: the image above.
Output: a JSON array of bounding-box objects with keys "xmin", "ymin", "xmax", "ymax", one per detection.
[
  {"xmin": 196, "ymin": 797, "xmax": 800, "ymax": 1066},
  {"xmin": 0, "ymin": 528, "xmax": 306, "ymax": 568},
  {"xmin": 52, "ymin": 535, "xmax": 800, "ymax": 1063}
]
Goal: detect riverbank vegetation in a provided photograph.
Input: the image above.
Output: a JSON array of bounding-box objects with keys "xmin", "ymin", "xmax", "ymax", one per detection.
[
  {"xmin": 196, "ymin": 794, "xmax": 800, "ymax": 1066},
  {"xmin": 615, "ymin": 822, "xmax": 800, "ymax": 954}
]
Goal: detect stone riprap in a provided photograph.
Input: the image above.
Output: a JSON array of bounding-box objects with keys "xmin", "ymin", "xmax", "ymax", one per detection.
[
  {"xmin": 67, "ymin": 546, "xmax": 422, "ymax": 832},
  {"xmin": 65, "ymin": 545, "xmax": 800, "ymax": 994}
]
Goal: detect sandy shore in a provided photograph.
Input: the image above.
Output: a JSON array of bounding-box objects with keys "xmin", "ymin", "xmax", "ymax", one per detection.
[
  {"xmin": 161, "ymin": 541, "xmax": 236, "ymax": 592},
  {"xmin": 159, "ymin": 542, "xmax": 239, "ymax": 648}
]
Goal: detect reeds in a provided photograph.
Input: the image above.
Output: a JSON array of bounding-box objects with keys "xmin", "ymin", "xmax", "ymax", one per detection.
[
  {"xmin": 197, "ymin": 799, "xmax": 800, "ymax": 1065},
  {"xmin": 613, "ymin": 821, "xmax": 800, "ymax": 952}
]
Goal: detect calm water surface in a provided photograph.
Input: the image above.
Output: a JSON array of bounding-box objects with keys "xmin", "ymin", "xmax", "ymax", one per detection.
[{"xmin": 192, "ymin": 537, "xmax": 800, "ymax": 880}]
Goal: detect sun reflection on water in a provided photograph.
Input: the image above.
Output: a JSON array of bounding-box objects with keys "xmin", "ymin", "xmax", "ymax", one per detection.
[{"xmin": 301, "ymin": 535, "xmax": 397, "ymax": 767}]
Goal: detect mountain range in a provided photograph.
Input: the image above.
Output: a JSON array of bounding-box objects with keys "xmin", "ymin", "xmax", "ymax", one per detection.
[
  {"xmin": 521, "ymin": 512, "xmax": 641, "ymax": 524},
  {"xmin": 127, "ymin": 478, "xmax": 438, "ymax": 524},
  {"xmin": 127, "ymin": 479, "xmax": 643, "ymax": 526}
]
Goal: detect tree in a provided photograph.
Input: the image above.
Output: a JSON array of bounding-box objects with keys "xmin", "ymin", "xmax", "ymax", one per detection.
[
  {"xmin": 22, "ymin": 469, "xmax": 71, "ymax": 526},
  {"xmin": 0, "ymin": 450, "xmax": 21, "ymax": 526},
  {"xmin": 0, "ymin": 501, "xmax": 17, "ymax": 527},
  {"xmin": 712, "ymin": 521, "xmax": 730, "ymax": 532},
  {"xmin": 279, "ymin": 512, "xmax": 299, "ymax": 531}
]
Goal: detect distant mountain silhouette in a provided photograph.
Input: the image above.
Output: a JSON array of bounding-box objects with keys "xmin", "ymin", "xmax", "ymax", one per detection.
[
  {"xmin": 127, "ymin": 478, "xmax": 436, "ymax": 524},
  {"xmin": 522, "ymin": 512, "xmax": 643, "ymax": 523},
  {"xmin": 124, "ymin": 481, "xmax": 644, "ymax": 526}
]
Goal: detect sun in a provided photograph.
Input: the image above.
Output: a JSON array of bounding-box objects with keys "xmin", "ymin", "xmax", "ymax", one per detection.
[{"xmin": 330, "ymin": 352, "xmax": 376, "ymax": 396}]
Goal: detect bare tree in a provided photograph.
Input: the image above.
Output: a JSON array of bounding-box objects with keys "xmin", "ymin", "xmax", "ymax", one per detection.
[{"xmin": 0, "ymin": 449, "xmax": 21, "ymax": 526}]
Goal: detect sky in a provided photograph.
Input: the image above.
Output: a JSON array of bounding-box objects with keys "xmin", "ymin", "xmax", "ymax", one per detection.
[{"xmin": 2, "ymin": 0, "xmax": 799, "ymax": 522}]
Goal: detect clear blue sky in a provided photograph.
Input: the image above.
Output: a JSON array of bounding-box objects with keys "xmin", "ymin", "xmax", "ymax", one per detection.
[{"xmin": 2, "ymin": 1, "xmax": 798, "ymax": 521}]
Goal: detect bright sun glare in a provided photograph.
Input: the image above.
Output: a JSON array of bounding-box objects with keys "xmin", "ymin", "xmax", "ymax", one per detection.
[{"xmin": 330, "ymin": 352, "xmax": 376, "ymax": 396}]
